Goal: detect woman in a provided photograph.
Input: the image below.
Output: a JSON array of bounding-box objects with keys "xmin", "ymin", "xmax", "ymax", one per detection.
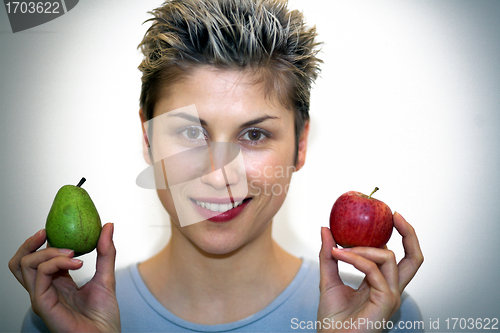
[{"xmin": 10, "ymin": 0, "xmax": 424, "ymax": 332}]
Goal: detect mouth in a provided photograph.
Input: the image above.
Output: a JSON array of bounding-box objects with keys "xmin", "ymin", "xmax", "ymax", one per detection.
[
  {"xmin": 191, "ymin": 198, "xmax": 249, "ymax": 213},
  {"xmin": 189, "ymin": 197, "xmax": 252, "ymax": 222}
]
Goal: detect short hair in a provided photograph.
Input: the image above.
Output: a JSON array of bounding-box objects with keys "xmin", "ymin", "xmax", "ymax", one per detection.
[{"xmin": 138, "ymin": 0, "xmax": 322, "ymax": 165}]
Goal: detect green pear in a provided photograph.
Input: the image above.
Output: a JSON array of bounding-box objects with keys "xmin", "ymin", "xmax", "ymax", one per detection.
[{"xmin": 45, "ymin": 178, "xmax": 102, "ymax": 256}]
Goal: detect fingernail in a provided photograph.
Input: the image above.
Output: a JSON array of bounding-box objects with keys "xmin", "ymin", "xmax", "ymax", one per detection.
[
  {"xmin": 332, "ymin": 247, "xmax": 343, "ymax": 251},
  {"xmin": 33, "ymin": 229, "xmax": 43, "ymax": 237},
  {"xmin": 58, "ymin": 248, "xmax": 74, "ymax": 255},
  {"xmin": 342, "ymin": 247, "xmax": 351, "ymax": 251},
  {"xmin": 395, "ymin": 211, "xmax": 405, "ymax": 220},
  {"xmin": 71, "ymin": 259, "xmax": 83, "ymax": 264}
]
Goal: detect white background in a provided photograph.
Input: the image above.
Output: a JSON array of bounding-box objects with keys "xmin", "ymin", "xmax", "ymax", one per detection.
[{"xmin": 1, "ymin": 0, "xmax": 499, "ymax": 331}]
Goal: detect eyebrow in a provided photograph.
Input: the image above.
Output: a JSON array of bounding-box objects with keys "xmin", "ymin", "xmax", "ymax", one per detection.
[
  {"xmin": 239, "ymin": 115, "xmax": 278, "ymax": 129},
  {"xmin": 169, "ymin": 112, "xmax": 278, "ymax": 128},
  {"xmin": 168, "ymin": 112, "xmax": 208, "ymax": 126}
]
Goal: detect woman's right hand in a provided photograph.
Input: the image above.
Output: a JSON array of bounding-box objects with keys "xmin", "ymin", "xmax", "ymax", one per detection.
[{"xmin": 8, "ymin": 223, "xmax": 120, "ymax": 332}]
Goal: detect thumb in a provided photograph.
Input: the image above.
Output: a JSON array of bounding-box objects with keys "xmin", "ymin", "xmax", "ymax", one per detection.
[
  {"xmin": 94, "ymin": 223, "xmax": 116, "ymax": 289},
  {"xmin": 319, "ymin": 227, "xmax": 343, "ymax": 292}
]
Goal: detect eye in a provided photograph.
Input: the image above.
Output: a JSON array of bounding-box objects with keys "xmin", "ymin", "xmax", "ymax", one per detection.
[
  {"xmin": 245, "ymin": 129, "xmax": 263, "ymax": 141},
  {"xmin": 240, "ymin": 128, "xmax": 270, "ymax": 145},
  {"xmin": 181, "ymin": 126, "xmax": 206, "ymax": 141}
]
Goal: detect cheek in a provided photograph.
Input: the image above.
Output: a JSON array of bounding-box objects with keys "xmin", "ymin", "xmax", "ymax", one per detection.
[
  {"xmin": 244, "ymin": 151, "xmax": 295, "ymax": 198},
  {"xmin": 156, "ymin": 188, "xmax": 179, "ymax": 221},
  {"xmin": 243, "ymin": 138, "xmax": 296, "ymax": 176}
]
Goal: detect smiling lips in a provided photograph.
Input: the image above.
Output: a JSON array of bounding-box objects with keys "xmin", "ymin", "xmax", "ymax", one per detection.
[
  {"xmin": 191, "ymin": 197, "xmax": 251, "ymax": 222},
  {"xmin": 193, "ymin": 200, "xmax": 245, "ymax": 213}
]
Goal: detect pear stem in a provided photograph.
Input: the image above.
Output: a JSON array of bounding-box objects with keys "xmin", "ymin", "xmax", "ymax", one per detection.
[
  {"xmin": 76, "ymin": 177, "xmax": 86, "ymax": 187},
  {"xmin": 368, "ymin": 187, "xmax": 379, "ymax": 199}
]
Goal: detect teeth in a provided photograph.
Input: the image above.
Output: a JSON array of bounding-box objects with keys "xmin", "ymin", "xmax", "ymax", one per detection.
[{"xmin": 194, "ymin": 200, "xmax": 246, "ymax": 213}]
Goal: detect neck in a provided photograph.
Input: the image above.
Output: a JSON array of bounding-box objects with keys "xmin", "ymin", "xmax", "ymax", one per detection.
[{"xmin": 138, "ymin": 220, "xmax": 301, "ymax": 324}]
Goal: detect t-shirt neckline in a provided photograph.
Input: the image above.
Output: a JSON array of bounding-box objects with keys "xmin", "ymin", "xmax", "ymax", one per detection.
[{"xmin": 128, "ymin": 258, "xmax": 310, "ymax": 332}]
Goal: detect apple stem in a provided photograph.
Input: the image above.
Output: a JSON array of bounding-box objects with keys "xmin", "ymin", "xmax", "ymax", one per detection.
[
  {"xmin": 368, "ymin": 187, "xmax": 379, "ymax": 199},
  {"xmin": 76, "ymin": 177, "xmax": 86, "ymax": 187}
]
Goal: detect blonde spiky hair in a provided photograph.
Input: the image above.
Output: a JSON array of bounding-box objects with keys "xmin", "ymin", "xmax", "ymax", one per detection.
[{"xmin": 138, "ymin": 0, "xmax": 322, "ymax": 164}]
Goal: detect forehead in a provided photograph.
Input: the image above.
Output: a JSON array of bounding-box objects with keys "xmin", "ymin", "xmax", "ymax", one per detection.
[{"xmin": 153, "ymin": 66, "xmax": 293, "ymax": 119}]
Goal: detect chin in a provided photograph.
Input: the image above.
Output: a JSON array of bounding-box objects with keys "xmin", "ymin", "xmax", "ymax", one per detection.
[
  {"xmin": 200, "ymin": 245, "xmax": 241, "ymax": 256},
  {"xmin": 192, "ymin": 232, "xmax": 246, "ymax": 256},
  {"xmin": 181, "ymin": 220, "xmax": 260, "ymax": 256}
]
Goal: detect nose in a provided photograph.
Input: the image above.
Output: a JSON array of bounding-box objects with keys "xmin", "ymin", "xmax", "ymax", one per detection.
[
  {"xmin": 200, "ymin": 169, "xmax": 230, "ymax": 190},
  {"xmin": 200, "ymin": 142, "xmax": 242, "ymax": 190}
]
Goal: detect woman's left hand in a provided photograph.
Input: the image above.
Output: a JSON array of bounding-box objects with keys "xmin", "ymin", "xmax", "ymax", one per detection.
[{"xmin": 317, "ymin": 212, "xmax": 423, "ymax": 333}]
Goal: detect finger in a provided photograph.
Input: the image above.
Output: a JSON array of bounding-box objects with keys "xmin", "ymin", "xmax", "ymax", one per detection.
[
  {"xmin": 343, "ymin": 247, "xmax": 399, "ymax": 299},
  {"xmin": 20, "ymin": 248, "xmax": 74, "ymax": 295},
  {"xmin": 394, "ymin": 212, "xmax": 424, "ymax": 293},
  {"xmin": 319, "ymin": 227, "xmax": 343, "ymax": 292},
  {"xmin": 331, "ymin": 248, "xmax": 394, "ymax": 305},
  {"xmin": 93, "ymin": 223, "xmax": 117, "ymax": 291},
  {"xmin": 34, "ymin": 256, "xmax": 83, "ymax": 305},
  {"xmin": 8, "ymin": 229, "xmax": 46, "ymax": 288}
]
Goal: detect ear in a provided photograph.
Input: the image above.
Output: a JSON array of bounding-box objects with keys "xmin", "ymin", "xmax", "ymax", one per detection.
[
  {"xmin": 295, "ymin": 120, "xmax": 310, "ymax": 172},
  {"xmin": 139, "ymin": 108, "xmax": 152, "ymax": 165}
]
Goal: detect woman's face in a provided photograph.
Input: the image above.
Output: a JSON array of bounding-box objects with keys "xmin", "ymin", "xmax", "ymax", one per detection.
[{"xmin": 141, "ymin": 66, "xmax": 309, "ymax": 255}]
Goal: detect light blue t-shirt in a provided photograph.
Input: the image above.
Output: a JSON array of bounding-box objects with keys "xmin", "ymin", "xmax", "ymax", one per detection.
[{"xmin": 22, "ymin": 259, "xmax": 423, "ymax": 332}]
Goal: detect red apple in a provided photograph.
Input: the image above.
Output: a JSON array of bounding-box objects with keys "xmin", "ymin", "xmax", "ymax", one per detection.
[{"xmin": 329, "ymin": 187, "xmax": 393, "ymax": 248}]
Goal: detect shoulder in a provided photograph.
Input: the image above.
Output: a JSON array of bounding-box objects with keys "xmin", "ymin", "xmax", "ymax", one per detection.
[
  {"xmin": 113, "ymin": 264, "xmax": 151, "ymax": 319},
  {"xmin": 280, "ymin": 258, "xmax": 321, "ymax": 307},
  {"xmin": 114, "ymin": 264, "xmax": 135, "ymax": 291}
]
